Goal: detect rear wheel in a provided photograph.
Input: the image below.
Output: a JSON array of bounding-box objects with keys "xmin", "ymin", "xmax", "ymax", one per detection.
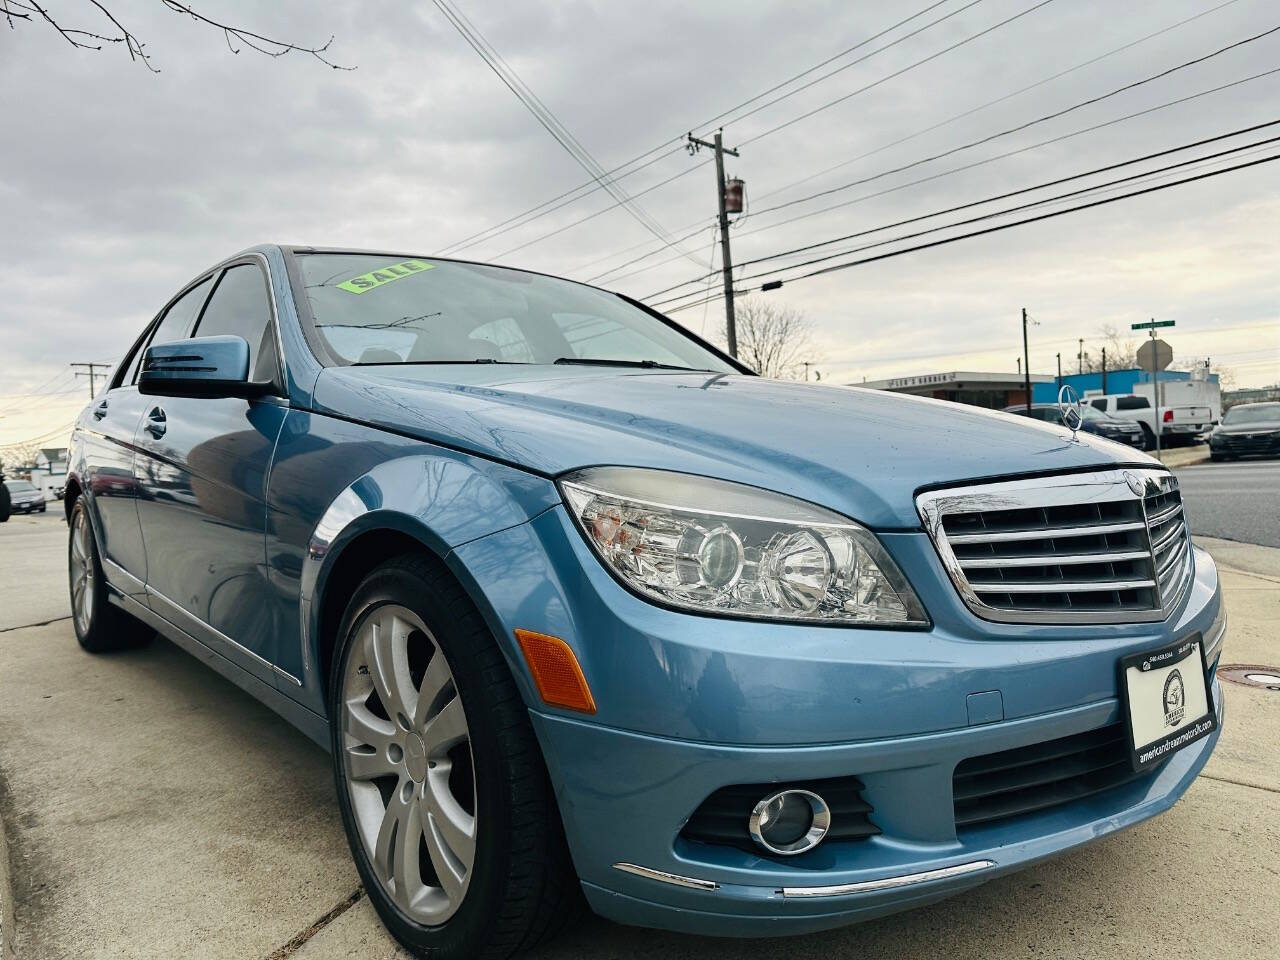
[
  {"xmin": 329, "ymin": 554, "xmax": 581, "ymax": 960},
  {"xmin": 69, "ymin": 499, "xmax": 150, "ymax": 652}
]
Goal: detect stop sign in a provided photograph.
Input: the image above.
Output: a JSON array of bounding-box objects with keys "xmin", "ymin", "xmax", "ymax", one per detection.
[{"xmin": 1136, "ymin": 338, "xmax": 1172, "ymax": 371}]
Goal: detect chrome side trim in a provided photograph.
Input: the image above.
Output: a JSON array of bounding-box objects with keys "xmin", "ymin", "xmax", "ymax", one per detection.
[
  {"xmin": 612, "ymin": 863, "xmax": 719, "ymax": 891},
  {"xmin": 781, "ymin": 859, "xmax": 996, "ymax": 898},
  {"xmin": 101, "ymin": 555, "xmax": 147, "ymax": 597},
  {"xmin": 146, "ymin": 584, "xmax": 303, "ymax": 687}
]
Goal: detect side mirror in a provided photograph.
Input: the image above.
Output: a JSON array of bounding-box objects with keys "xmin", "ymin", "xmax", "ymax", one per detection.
[{"xmin": 138, "ymin": 335, "xmax": 272, "ymax": 399}]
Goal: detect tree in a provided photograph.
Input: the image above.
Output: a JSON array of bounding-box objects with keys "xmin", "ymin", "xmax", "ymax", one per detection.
[
  {"xmin": 731, "ymin": 297, "xmax": 811, "ymax": 380},
  {"xmin": 1082, "ymin": 324, "xmax": 1139, "ymax": 373},
  {"xmin": 0, "ymin": 1, "xmax": 351, "ymax": 72}
]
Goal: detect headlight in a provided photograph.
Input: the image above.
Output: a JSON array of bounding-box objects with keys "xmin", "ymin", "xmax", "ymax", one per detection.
[{"xmin": 558, "ymin": 467, "xmax": 928, "ymax": 626}]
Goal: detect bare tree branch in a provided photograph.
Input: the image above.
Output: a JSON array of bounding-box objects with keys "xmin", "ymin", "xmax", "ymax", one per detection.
[
  {"xmin": 732, "ymin": 297, "xmax": 812, "ymax": 380},
  {"xmin": 8, "ymin": 0, "xmax": 353, "ymax": 72}
]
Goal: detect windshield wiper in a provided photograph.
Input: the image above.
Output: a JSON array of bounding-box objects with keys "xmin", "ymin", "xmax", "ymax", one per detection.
[
  {"xmin": 351, "ymin": 359, "xmax": 531, "ymax": 366},
  {"xmin": 553, "ymin": 357, "xmax": 710, "ymax": 372}
]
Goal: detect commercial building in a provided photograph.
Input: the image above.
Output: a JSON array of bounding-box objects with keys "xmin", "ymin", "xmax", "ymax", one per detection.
[{"xmin": 854, "ymin": 371, "xmax": 1055, "ymax": 409}]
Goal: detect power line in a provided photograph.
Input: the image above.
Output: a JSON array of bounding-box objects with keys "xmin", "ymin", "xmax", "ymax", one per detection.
[
  {"xmin": 660, "ymin": 151, "xmax": 1280, "ymax": 311},
  {"xmin": 577, "ymin": 0, "xmax": 1253, "ymax": 286},
  {"xmin": 619, "ymin": 64, "xmax": 1280, "ymax": 288},
  {"xmin": 478, "ymin": 0, "xmax": 1054, "ymax": 265},
  {"xmin": 433, "ymin": 0, "xmax": 969, "ymax": 256},
  {"xmin": 751, "ymin": 0, "xmax": 1245, "ymax": 208},
  {"xmin": 646, "ymin": 120, "xmax": 1280, "ymax": 300},
  {"xmin": 750, "ymin": 20, "xmax": 1280, "ymax": 218},
  {"xmin": 737, "ymin": 0, "xmax": 1055, "ymax": 149},
  {"xmin": 429, "ymin": 0, "xmax": 705, "ymax": 267}
]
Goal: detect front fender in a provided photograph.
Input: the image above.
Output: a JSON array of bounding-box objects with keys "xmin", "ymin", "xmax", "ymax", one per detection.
[{"xmin": 287, "ymin": 439, "xmax": 559, "ymax": 713}]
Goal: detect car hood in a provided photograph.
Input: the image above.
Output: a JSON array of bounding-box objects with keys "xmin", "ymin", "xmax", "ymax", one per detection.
[
  {"xmin": 311, "ymin": 366, "xmax": 1157, "ymax": 528},
  {"xmin": 1216, "ymin": 419, "xmax": 1280, "ymax": 434}
]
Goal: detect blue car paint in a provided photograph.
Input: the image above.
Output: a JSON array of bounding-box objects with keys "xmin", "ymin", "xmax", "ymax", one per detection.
[{"xmin": 66, "ymin": 243, "xmax": 1225, "ymax": 937}]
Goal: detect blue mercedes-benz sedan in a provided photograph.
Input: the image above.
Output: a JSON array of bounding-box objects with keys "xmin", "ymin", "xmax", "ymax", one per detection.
[{"xmin": 65, "ymin": 245, "xmax": 1225, "ymax": 959}]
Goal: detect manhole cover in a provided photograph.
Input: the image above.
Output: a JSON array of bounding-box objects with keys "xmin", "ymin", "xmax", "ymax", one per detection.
[{"xmin": 1218, "ymin": 664, "xmax": 1280, "ymax": 691}]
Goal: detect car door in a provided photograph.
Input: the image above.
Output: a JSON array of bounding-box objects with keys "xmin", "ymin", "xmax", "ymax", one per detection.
[
  {"xmin": 78, "ymin": 276, "xmax": 214, "ymax": 603},
  {"xmin": 132, "ymin": 259, "xmax": 290, "ymax": 687}
]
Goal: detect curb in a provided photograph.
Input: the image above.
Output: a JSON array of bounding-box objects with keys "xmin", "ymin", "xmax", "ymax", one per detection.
[
  {"xmin": 1157, "ymin": 444, "xmax": 1210, "ymax": 469},
  {"xmin": 0, "ymin": 783, "xmax": 14, "ymax": 960}
]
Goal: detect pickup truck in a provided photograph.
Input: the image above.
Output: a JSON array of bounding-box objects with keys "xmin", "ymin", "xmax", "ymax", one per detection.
[{"xmin": 1088, "ymin": 393, "xmax": 1212, "ymax": 445}]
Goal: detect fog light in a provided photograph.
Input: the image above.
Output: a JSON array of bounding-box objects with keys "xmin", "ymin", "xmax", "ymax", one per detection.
[{"xmin": 748, "ymin": 789, "xmax": 830, "ymax": 856}]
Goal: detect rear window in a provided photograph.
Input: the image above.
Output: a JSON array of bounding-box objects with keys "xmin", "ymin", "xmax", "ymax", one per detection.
[{"xmin": 1116, "ymin": 396, "xmax": 1150, "ymax": 410}]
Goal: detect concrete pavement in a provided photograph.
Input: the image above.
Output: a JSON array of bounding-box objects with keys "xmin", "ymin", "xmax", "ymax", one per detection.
[{"xmin": 1, "ymin": 514, "xmax": 1277, "ymax": 959}]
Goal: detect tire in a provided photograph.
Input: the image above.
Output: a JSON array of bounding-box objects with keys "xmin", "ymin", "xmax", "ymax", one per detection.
[
  {"xmin": 68, "ymin": 499, "xmax": 150, "ymax": 653},
  {"xmin": 328, "ymin": 554, "xmax": 582, "ymax": 960},
  {"xmin": 1138, "ymin": 422, "xmax": 1156, "ymax": 449},
  {"xmin": 39, "ymin": 505, "xmax": 47, "ymax": 513}
]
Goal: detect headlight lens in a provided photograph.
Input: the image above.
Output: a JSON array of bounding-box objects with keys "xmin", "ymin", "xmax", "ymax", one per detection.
[{"xmin": 559, "ymin": 467, "xmax": 928, "ymax": 626}]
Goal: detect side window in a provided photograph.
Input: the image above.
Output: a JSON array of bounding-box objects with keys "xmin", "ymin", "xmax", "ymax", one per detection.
[
  {"xmin": 1116, "ymin": 396, "xmax": 1150, "ymax": 411},
  {"xmin": 130, "ymin": 276, "xmax": 214, "ymax": 384},
  {"xmin": 1090, "ymin": 399, "xmax": 1108, "ymax": 411},
  {"xmin": 193, "ymin": 264, "xmax": 277, "ymax": 382}
]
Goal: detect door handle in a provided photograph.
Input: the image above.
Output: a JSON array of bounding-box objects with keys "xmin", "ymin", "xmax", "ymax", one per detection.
[
  {"xmin": 145, "ymin": 407, "xmax": 167, "ymax": 439},
  {"xmin": 92, "ymin": 399, "xmax": 108, "ymax": 421}
]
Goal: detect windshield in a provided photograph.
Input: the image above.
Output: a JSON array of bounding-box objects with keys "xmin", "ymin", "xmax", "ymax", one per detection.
[
  {"xmin": 1223, "ymin": 403, "xmax": 1280, "ymax": 424},
  {"xmin": 1079, "ymin": 405, "xmax": 1110, "ymax": 422},
  {"xmin": 295, "ymin": 253, "xmax": 736, "ymax": 373},
  {"xmin": 5, "ymin": 480, "xmax": 36, "ymax": 493}
]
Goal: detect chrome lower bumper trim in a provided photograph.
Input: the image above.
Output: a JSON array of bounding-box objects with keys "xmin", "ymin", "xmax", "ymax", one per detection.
[
  {"xmin": 1203, "ymin": 607, "xmax": 1227, "ymax": 665},
  {"xmin": 781, "ymin": 859, "xmax": 996, "ymax": 898},
  {"xmin": 613, "ymin": 862, "xmax": 718, "ymax": 891}
]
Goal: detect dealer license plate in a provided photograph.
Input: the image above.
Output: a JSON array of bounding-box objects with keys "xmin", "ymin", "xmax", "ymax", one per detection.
[{"xmin": 1119, "ymin": 635, "xmax": 1216, "ymax": 771}]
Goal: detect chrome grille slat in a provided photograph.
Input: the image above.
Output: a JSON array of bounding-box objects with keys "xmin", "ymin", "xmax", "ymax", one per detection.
[
  {"xmin": 918, "ymin": 469, "xmax": 1194, "ymax": 625},
  {"xmin": 946, "ymin": 520, "xmax": 1145, "ymax": 544},
  {"xmin": 974, "ymin": 579, "xmax": 1156, "ymax": 594},
  {"xmin": 958, "ymin": 549, "xmax": 1150, "ymax": 568}
]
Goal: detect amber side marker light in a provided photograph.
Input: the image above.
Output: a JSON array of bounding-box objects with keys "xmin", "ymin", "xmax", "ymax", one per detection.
[{"xmin": 515, "ymin": 629, "xmax": 597, "ymax": 714}]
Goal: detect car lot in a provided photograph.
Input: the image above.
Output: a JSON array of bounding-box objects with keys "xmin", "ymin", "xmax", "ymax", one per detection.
[{"xmin": 0, "ymin": 509, "xmax": 1277, "ymax": 960}]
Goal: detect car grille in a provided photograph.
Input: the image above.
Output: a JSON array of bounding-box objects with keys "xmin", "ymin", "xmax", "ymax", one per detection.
[
  {"xmin": 1219, "ymin": 431, "xmax": 1280, "ymax": 454},
  {"xmin": 681, "ymin": 776, "xmax": 879, "ymax": 854},
  {"xmin": 953, "ymin": 722, "xmax": 1149, "ymax": 830},
  {"xmin": 917, "ymin": 469, "xmax": 1192, "ymax": 624}
]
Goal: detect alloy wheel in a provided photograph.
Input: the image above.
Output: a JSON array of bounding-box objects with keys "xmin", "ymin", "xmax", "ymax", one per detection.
[
  {"xmin": 70, "ymin": 508, "xmax": 94, "ymax": 635},
  {"xmin": 340, "ymin": 603, "xmax": 477, "ymax": 925}
]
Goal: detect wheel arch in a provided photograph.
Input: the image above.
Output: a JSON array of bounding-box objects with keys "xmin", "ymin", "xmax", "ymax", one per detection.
[{"xmin": 62, "ymin": 473, "xmax": 84, "ymax": 521}]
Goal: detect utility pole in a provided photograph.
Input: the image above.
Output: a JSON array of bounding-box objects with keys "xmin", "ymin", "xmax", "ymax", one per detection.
[
  {"xmin": 1149, "ymin": 325, "xmax": 1161, "ymax": 461},
  {"xmin": 71, "ymin": 362, "xmax": 111, "ymax": 400},
  {"xmin": 1056, "ymin": 352, "xmax": 1062, "ymax": 388},
  {"xmin": 688, "ymin": 131, "xmax": 740, "ymax": 357},
  {"xmin": 802, "ymin": 361, "xmax": 816, "ymax": 382},
  {"xmin": 1077, "ymin": 338, "xmax": 1084, "ymax": 375},
  {"xmin": 1021, "ymin": 307, "xmax": 1031, "ymax": 413},
  {"xmin": 1101, "ymin": 347, "xmax": 1107, "ymax": 394}
]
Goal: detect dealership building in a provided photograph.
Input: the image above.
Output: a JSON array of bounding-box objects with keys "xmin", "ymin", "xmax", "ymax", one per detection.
[
  {"xmin": 854, "ymin": 371, "xmax": 1055, "ymax": 409},
  {"xmin": 856, "ymin": 367, "xmax": 1220, "ymax": 411}
]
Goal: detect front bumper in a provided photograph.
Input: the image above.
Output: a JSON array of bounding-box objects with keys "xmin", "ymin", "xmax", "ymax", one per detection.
[
  {"xmin": 447, "ymin": 507, "xmax": 1226, "ymax": 936},
  {"xmin": 535, "ymin": 678, "xmax": 1222, "ymax": 935}
]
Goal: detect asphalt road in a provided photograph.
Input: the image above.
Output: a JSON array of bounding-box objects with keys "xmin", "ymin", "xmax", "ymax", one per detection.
[
  {"xmin": 1, "ymin": 513, "xmax": 1278, "ymax": 960},
  {"xmin": 1176, "ymin": 459, "xmax": 1280, "ymax": 548}
]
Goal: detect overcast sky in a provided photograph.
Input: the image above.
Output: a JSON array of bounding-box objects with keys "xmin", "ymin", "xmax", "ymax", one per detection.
[{"xmin": 2, "ymin": 0, "xmax": 1278, "ymax": 447}]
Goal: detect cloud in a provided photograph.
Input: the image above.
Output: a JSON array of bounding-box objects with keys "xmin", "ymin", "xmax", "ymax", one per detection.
[{"xmin": 2, "ymin": 0, "xmax": 1277, "ymax": 444}]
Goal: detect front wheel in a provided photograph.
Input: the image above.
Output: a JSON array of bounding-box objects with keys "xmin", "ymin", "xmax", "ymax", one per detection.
[{"xmin": 329, "ymin": 554, "xmax": 581, "ymax": 960}]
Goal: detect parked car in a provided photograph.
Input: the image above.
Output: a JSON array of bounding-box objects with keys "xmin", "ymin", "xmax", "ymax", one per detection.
[
  {"xmin": 1003, "ymin": 401, "xmax": 1147, "ymax": 449},
  {"xmin": 3, "ymin": 478, "xmax": 46, "ymax": 514},
  {"xmin": 1087, "ymin": 393, "xmax": 1211, "ymax": 446},
  {"xmin": 1208, "ymin": 401, "xmax": 1280, "ymax": 460},
  {"xmin": 66, "ymin": 246, "xmax": 1225, "ymax": 959}
]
